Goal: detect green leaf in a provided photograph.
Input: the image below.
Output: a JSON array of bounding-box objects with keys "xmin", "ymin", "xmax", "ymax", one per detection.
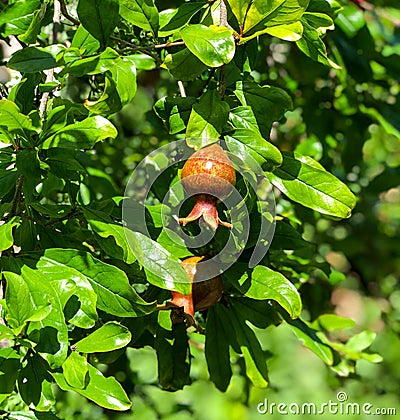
[
  {"xmin": 77, "ymin": 0, "xmax": 120, "ymax": 45},
  {"xmin": 162, "ymin": 48, "xmax": 208, "ymax": 81},
  {"xmin": 296, "ymin": 19, "xmax": 340, "ymax": 69},
  {"xmin": 180, "ymin": 24, "xmax": 236, "ymax": 67},
  {"xmin": 230, "ymin": 304, "xmax": 269, "ymax": 388},
  {"xmin": 62, "ymin": 352, "xmax": 88, "ymax": 389},
  {"xmin": 268, "ymin": 152, "xmax": 357, "ymax": 218},
  {"xmin": 156, "ymin": 324, "xmax": 191, "ymax": 391},
  {"xmin": 186, "ymin": 89, "xmax": 230, "ymax": 149},
  {"xmin": 17, "ymin": 352, "xmax": 50, "ymax": 407},
  {"xmin": 346, "ymin": 330, "xmax": 376, "ymax": 352},
  {"xmin": 62, "ymin": 47, "xmax": 119, "ymax": 77},
  {"xmin": 284, "ymin": 315, "xmax": 334, "ymax": 365},
  {"xmin": 0, "ymin": 217, "xmax": 20, "ymax": 252},
  {"xmin": 84, "ymin": 208, "xmax": 190, "ymax": 294},
  {"xmin": 119, "ymin": 0, "xmax": 159, "ymax": 36},
  {"xmin": 52, "ymin": 363, "xmax": 131, "ymax": 411},
  {"xmin": 313, "ymin": 314, "xmax": 356, "ymax": 332},
  {"xmin": 225, "ymin": 128, "xmax": 282, "ymax": 171},
  {"xmin": 37, "ymin": 248, "xmax": 154, "ymax": 318},
  {"xmin": 7, "ymin": 47, "xmax": 57, "ymax": 73},
  {"xmin": 154, "ymin": 96, "xmax": 197, "ymax": 134},
  {"xmin": 229, "ymin": 0, "xmax": 309, "ymax": 42},
  {"xmin": 0, "ymin": 0, "xmax": 41, "ymax": 37},
  {"xmin": 263, "ymin": 21, "xmax": 303, "ymax": 41},
  {"xmin": 0, "ymin": 100, "xmax": 38, "ymax": 141},
  {"xmin": 40, "ymin": 116, "xmax": 118, "ymax": 149},
  {"xmin": 0, "ymin": 348, "xmax": 20, "ymax": 396},
  {"xmin": 85, "ymin": 57, "xmax": 137, "ymax": 114},
  {"xmin": 205, "ymin": 305, "xmax": 233, "ymax": 392},
  {"xmin": 159, "ymin": 3, "xmax": 206, "ymax": 36},
  {"xmin": 0, "ymin": 166, "xmax": 18, "ymax": 199},
  {"xmin": 74, "ymin": 322, "xmax": 132, "ymax": 353},
  {"xmin": 4, "ymin": 268, "xmax": 69, "ymax": 368},
  {"xmin": 0, "ymin": 324, "xmax": 15, "ymax": 340},
  {"xmin": 18, "ymin": 1, "xmax": 47, "ymax": 44},
  {"xmin": 244, "ymin": 265, "xmax": 302, "ymax": 318},
  {"xmin": 234, "ymin": 80, "xmax": 293, "ymax": 138},
  {"xmin": 71, "ymin": 25, "xmax": 100, "ymax": 55}
]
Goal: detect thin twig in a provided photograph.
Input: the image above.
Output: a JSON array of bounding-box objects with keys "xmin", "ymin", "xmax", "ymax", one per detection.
[
  {"xmin": 218, "ymin": 0, "xmax": 229, "ymax": 99},
  {"xmin": 177, "ymin": 81, "xmax": 186, "ymax": 97},
  {"xmin": 59, "ymin": 0, "xmax": 80, "ymax": 26},
  {"xmin": 154, "ymin": 40, "xmax": 185, "ymax": 49},
  {"xmin": 39, "ymin": 0, "xmax": 60, "ymax": 118},
  {"xmin": 109, "ymin": 36, "xmax": 162, "ymax": 63}
]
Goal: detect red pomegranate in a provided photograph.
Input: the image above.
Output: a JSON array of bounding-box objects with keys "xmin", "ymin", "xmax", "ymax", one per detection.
[
  {"xmin": 178, "ymin": 143, "xmax": 236, "ymax": 230},
  {"xmin": 170, "ymin": 256, "xmax": 223, "ymax": 318}
]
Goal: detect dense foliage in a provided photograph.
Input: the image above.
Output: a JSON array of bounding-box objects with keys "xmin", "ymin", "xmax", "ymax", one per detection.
[{"xmin": 0, "ymin": 0, "xmax": 399, "ymax": 418}]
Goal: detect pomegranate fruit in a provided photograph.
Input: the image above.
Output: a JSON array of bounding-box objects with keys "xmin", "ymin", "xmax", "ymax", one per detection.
[
  {"xmin": 178, "ymin": 143, "xmax": 236, "ymax": 230},
  {"xmin": 170, "ymin": 256, "xmax": 223, "ymax": 320}
]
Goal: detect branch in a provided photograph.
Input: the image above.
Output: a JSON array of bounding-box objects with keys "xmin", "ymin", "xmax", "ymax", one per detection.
[
  {"xmin": 9, "ymin": 174, "xmax": 24, "ymax": 218},
  {"xmin": 39, "ymin": 0, "xmax": 61, "ymax": 118},
  {"xmin": 177, "ymin": 81, "xmax": 186, "ymax": 97},
  {"xmin": 59, "ymin": 0, "xmax": 80, "ymax": 26},
  {"xmin": 218, "ymin": 0, "xmax": 229, "ymax": 99},
  {"xmin": 109, "ymin": 36, "xmax": 162, "ymax": 63},
  {"xmin": 154, "ymin": 41, "xmax": 185, "ymax": 49}
]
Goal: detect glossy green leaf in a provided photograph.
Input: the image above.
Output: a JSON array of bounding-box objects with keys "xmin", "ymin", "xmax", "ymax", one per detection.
[
  {"xmin": 268, "ymin": 152, "xmax": 357, "ymax": 218},
  {"xmin": 18, "ymin": 1, "xmax": 47, "ymax": 44},
  {"xmin": 0, "ymin": 217, "xmax": 20, "ymax": 252},
  {"xmin": 62, "ymin": 47, "xmax": 119, "ymax": 77},
  {"xmin": 229, "ymin": 106, "xmax": 259, "ymax": 130},
  {"xmin": 0, "ymin": 324, "xmax": 15, "ymax": 341},
  {"xmin": 263, "ymin": 21, "xmax": 303, "ymax": 41},
  {"xmin": 0, "ymin": 0, "xmax": 41, "ymax": 37},
  {"xmin": 186, "ymin": 89, "xmax": 230, "ymax": 149},
  {"xmin": 40, "ymin": 116, "xmax": 118, "ymax": 149},
  {"xmin": 0, "ymin": 100, "xmax": 38, "ymax": 141},
  {"xmin": 74, "ymin": 322, "xmax": 132, "ymax": 353},
  {"xmin": 85, "ymin": 57, "xmax": 137, "ymax": 114},
  {"xmin": 7, "ymin": 47, "xmax": 57, "ymax": 73},
  {"xmin": 71, "ymin": 25, "xmax": 100, "ymax": 55},
  {"xmin": 52, "ymin": 363, "xmax": 131, "ymax": 411},
  {"xmin": 225, "ymin": 128, "xmax": 282, "ymax": 171},
  {"xmin": 84, "ymin": 208, "xmax": 190, "ymax": 294},
  {"xmin": 205, "ymin": 305, "xmax": 233, "ymax": 392},
  {"xmin": 228, "ymin": 0, "xmax": 308, "ymax": 42},
  {"xmin": 154, "ymin": 96, "xmax": 197, "ymax": 134},
  {"xmin": 162, "ymin": 48, "xmax": 208, "ymax": 81},
  {"xmin": 284, "ymin": 314, "xmax": 334, "ymax": 365},
  {"xmin": 296, "ymin": 19, "xmax": 340, "ymax": 68},
  {"xmin": 244, "ymin": 265, "xmax": 302, "ymax": 318},
  {"xmin": 120, "ymin": 0, "xmax": 159, "ymax": 35},
  {"xmin": 37, "ymin": 248, "xmax": 154, "ymax": 318},
  {"xmin": 4, "ymin": 268, "xmax": 69, "ymax": 368},
  {"xmin": 159, "ymin": 3, "xmax": 206, "ymax": 36},
  {"xmin": 313, "ymin": 314, "xmax": 356, "ymax": 332},
  {"xmin": 62, "ymin": 352, "xmax": 88, "ymax": 389},
  {"xmin": 234, "ymin": 80, "xmax": 293, "ymax": 138},
  {"xmin": 180, "ymin": 24, "xmax": 235, "ymax": 67},
  {"xmin": 77, "ymin": 0, "xmax": 120, "ymax": 45}
]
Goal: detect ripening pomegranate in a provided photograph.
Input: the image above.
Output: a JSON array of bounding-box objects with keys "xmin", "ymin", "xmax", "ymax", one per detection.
[
  {"xmin": 170, "ymin": 256, "xmax": 223, "ymax": 318},
  {"xmin": 178, "ymin": 143, "xmax": 236, "ymax": 230}
]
